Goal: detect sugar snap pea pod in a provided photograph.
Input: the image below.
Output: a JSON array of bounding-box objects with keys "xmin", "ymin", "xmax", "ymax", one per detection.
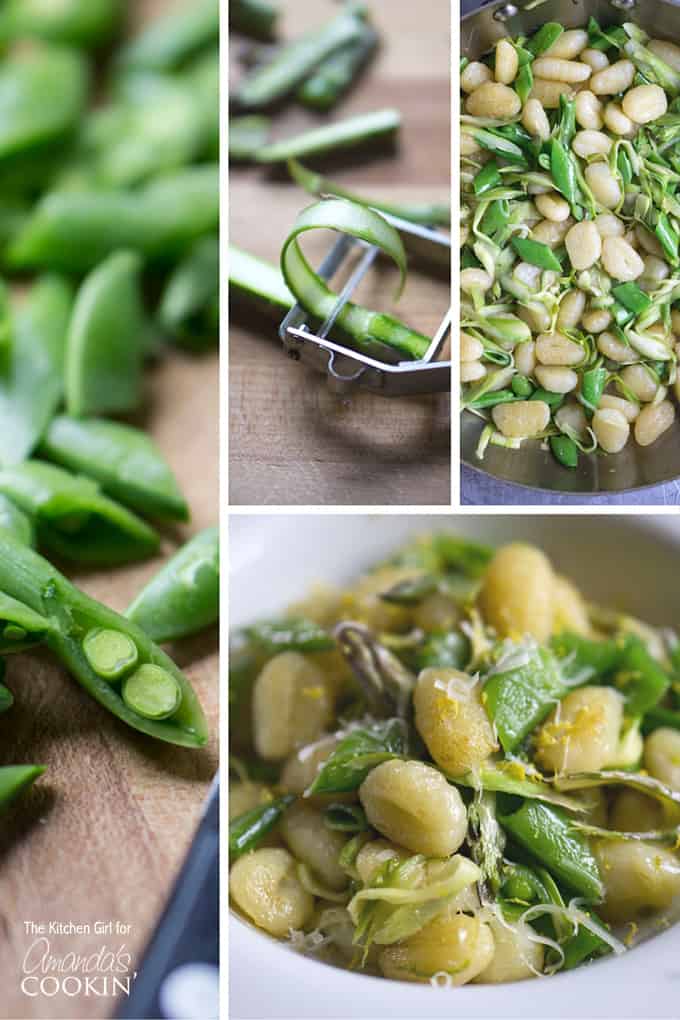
[
  {"xmin": 64, "ymin": 251, "xmax": 145, "ymax": 418},
  {"xmin": 498, "ymin": 799, "xmax": 603, "ymax": 901},
  {"xmin": 0, "ymin": 530, "xmax": 207, "ymax": 746},
  {"xmin": 230, "ymin": 115, "xmax": 271, "ymax": 161},
  {"xmin": 288, "ymin": 159, "xmax": 450, "ymax": 227},
  {"xmin": 413, "ymin": 631, "xmax": 470, "ymax": 672},
  {"xmin": 245, "ymin": 617, "xmax": 333, "ymax": 654},
  {"xmin": 126, "ymin": 528, "xmax": 219, "ymax": 643},
  {"xmin": 454, "ymin": 767, "xmax": 585, "ymax": 812},
  {"xmin": 1, "ymin": 0, "xmax": 122, "ymax": 48},
  {"xmin": 230, "ymin": 795, "xmax": 295, "ymax": 859},
  {"xmin": 615, "ymin": 635, "xmax": 670, "ymax": 717},
  {"xmin": 281, "ymin": 199, "xmax": 430, "ymax": 360},
  {"xmin": 611, "ymin": 283, "xmax": 650, "ymax": 315},
  {"xmin": 7, "ymin": 165, "xmax": 219, "ymax": 272},
  {"xmin": 255, "ymin": 108, "xmax": 401, "ymax": 165},
  {"xmin": 297, "ymin": 22, "xmax": 379, "ymax": 111},
  {"xmin": 158, "ymin": 236, "xmax": 218, "ymax": 349},
  {"xmin": 118, "ymin": 0, "xmax": 219, "ymax": 71},
  {"xmin": 309, "ymin": 719, "xmax": 408, "ymax": 795},
  {"xmin": 230, "ymin": 0, "xmax": 279, "ymax": 41},
  {"xmin": 229, "ymin": 244, "xmax": 294, "ymax": 321},
  {"xmin": 0, "ymin": 45, "xmax": 88, "ymax": 161},
  {"xmin": 39, "ymin": 416, "xmax": 188, "ymax": 523},
  {"xmin": 552, "ymin": 632, "xmax": 622, "ymax": 681},
  {"xmin": 550, "ymin": 435, "xmax": 579, "ymax": 470},
  {"xmin": 0, "ymin": 494, "xmax": 34, "ymax": 547},
  {"xmin": 0, "ymin": 590, "xmax": 53, "ymax": 653},
  {"xmin": 0, "ymin": 765, "xmax": 44, "ymax": 811},
  {"xmin": 0, "ymin": 461, "xmax": 159, "ymax": 565},
  {"xmin": 483, "ymin": 645, "xmax": 567, "ymax": 753},
  {"xmin": 0, "ymin": 275, "xmax": 74, "ymax": 468},
  {"xmin": 236, "ymin": 7, "xmax": 364, "ymax": 109},
  {"xmin": 526, "ymin": 22, "xmax": 563, "ymax": 55}
]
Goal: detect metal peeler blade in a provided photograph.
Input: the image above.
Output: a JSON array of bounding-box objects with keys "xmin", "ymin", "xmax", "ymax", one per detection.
[{"xmin": 278, "ymin": 212, "xmax": 451, "ymax": 397}]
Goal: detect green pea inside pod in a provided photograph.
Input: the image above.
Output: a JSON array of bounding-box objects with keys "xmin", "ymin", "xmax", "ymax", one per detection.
[
  {"xmin": 83, "ymin": 627, "xmax": 138, "ymax": 682},
  {"xmin": 122, "ymin": 663, "xmax": 182, "ymax": 720}
]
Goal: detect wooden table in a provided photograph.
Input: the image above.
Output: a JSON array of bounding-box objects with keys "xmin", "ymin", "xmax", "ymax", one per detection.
[
  {"xmin": 229, "ymin": 0, "xmax": 451, "ymax": 506},
  {"xmin": 0, "ymin": 4, "xmax": 219, "ymax": 1018}
]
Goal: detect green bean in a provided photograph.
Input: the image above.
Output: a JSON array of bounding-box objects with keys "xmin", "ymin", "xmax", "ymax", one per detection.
[
  {"xmin": 235, "ymin": 7, "xmax": 363, "ymax": 109},
  {"xmin": 230, "ymin": 115, "xmax": 271, "ymax": 161},
  {"xmin": 0, "ymin": 275, "xmax": 73, "ymax": 467},
  {"xmin": 550, "ymin": 435, "xmax": 579, "ymax": 469},
  {"xmin": 118, "ymin": 0, "xmax": 218, "ymax": 71},
  {"xmin": 308, "ymin": 719, "xmax": 408, "ymax": 795},
  {"xmin": 245, "ymin": 617, "xmax": 334, "ymax": 654},
  {"xmin": 0, "ymin": 44, "xmax": 87, "ymax": 161},
  {"xmin": 580, "ymin": 366, "xmax": 608, "ymax": 413},
  {"xmin": 526, "ymin": 23, "xmax": 563, "ymax": 56},
  {"xmin": 0, "ymin": 765, "xmax": 44, "ymax": 812},
  {"xmin": 288, "ymin": 159, "xmax": 450, "ymax": 227},
  {"xmin": 0, "ymin": 493, "xmax": 33, "ymax": 547},
  {"xmin": 158, "ymin": 236, "xmax": 218, "ymax": 349},
  {"xmin": 230, "ymin": 796, "xmax": 295, "ymax": 859},
  {"xmin": 0, "ymin": 461, "xmax": 160, "ymax": 565},
  {"xmin": 498, "ymin": 799, "xmax": 603, "ymax": 901},
  {"xmin": 255, "ymin": 108, "xmax": 400, "ymax": 164},
  {"xmin": 39, "ymin": 416, "xmax": 188, "ymax": 523},
  {"xmin": 1, "ymin": 0, "xmax": 122, "ymax": 49},
  {"xmin": 127, "ymin": 528, "xmax": 219, "ymax": 643},
  {"xmin": 511, "ymin": 237, "xmax": 562, "ymax": 272},
  {"xmin": 7, "ymin": 165, "xmax": 219, "ymax": 272},
  {"xmin": 230, "ymin": 0, "xmax": 279, "ymax": 41},
  {"xmin": 298, "ymin": 23, "xmax": 379, "ymax": 111},
  {"xmin": 0, "ymin": 590, "xmax": 53, "ymax": 653},
  {"xmin": 484, "ymin": 646, "xmax": 567, "ymax": 752},
  {"xmin": 0, "ymin": 529, "xmax": 207, "ymax": 747},
  {"xmin": 64, "ymin": 251, "xmax": 145, "ymax": 418}
]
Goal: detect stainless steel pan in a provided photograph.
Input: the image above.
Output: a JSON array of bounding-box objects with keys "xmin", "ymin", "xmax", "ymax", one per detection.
[{"xmin": 460, "ymin": 0, "xmax": 680, "ymax": 495}]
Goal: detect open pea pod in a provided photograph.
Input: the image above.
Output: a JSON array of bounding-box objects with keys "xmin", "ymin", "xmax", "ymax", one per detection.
[
  {"xmin": 0, "ymin": 530, "xmax": 208, "ymax": 747},
  {"xmin": 0, "ymin": 590, "xmax": 53, "ymax": 653},
  {"xmin": 117, "ymin": 0, "xmax": 219, "ymax": 71},
  {"xmin": 126, "ymin": 528, "xmax": 219, "ymax": 643},
  {"xmin": 0, "ymin": 44, "xmax": 87, "ymax": 161},
  {"xmin": 0, "ymin": 0, "xmax": 122, "ymax": 49},
  {"xmin": 0, "ymin": 764, "xmax": 45, "ymax": 811},
  {"xmin": 158, "ymin": 236, "xmax": 218, "ymax": 349},
  {"xmin": 6, "ymin": 165, "xmax": 219, "ymax": 272},
  {"xmin": 483, "ymin": 644, "xmax": 567, "ymax": 753},
  {"xmin": 0, "ymin": 493, "xmax": 34, "ymax": 547},
  {"xmin": 0, "ymin": 275, "xmax": 74, "ymax": 468},
  {"xmin": 0, "ymin": 461, "xmax": 159, "ymax": 565},
  {"xmin": 64, "ymin": 251, "xmax": 145, "ymax": 418},
  {"xmin": 40, "ymin": 416, "xmax": 188, "ymax": 523},
  {"xmin": 281, "ymin": 198, "xmax": 429, "ymax": 360}
]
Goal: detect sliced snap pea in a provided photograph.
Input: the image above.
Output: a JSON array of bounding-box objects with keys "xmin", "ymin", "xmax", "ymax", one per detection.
[
  {"xmin": 587, "ymin": 17, "xmax": 627, "ymax": 53},
  {"xmin": 512, "ymin": 374, "xmax": 534, "ymax": 398},
  {"xmin": 235, "ymin": 7, "xmax": 363, "ymax": 109},
  {"xmin": 483, "ymin": 646, "xmax": 566, "ymax": 752},
  {"xmin": 1, "ymin": 0, "xmax": 122, "ymax": 49},
  {"xmin": 0, "ymin": 590, "xmax": 53, "ymax": 653},
  {"xmin": 0, "ymin": 460, "xmax": 159, "ymax": 565},
  {"xmin": 0, "ymin": 275, "xmax": 73, "ymax": 468},
  {"xmin": 298, "ymin": 22, "xmax": 378, "ymax": 111},
  {"xmin": 118, "ymin": 0, "xmax": 219, "ymax": 71},
  {"xmin": 611, "ymin": 301, "xmax": 635, "ymax": 328},
  {"xmin": 309, "ymin": 719, "xmax": 408, "ymax": 795},
  {"xmin": 654, "ymin": 212, "xmax": 679, "ymax": 264},
  {"xmin": 158, "ymin": 236, "xmax": 218, "ymax": 349},
  {"xmin": 0, "ymin": 493, "xmax": 34, "ymax": 547},
  {"xmin": 561, "ymin": 913, "xmax": 612, "ymax": 970},
  {"xmin": 498, "ymin": 799, "xmax": 603, "ymax": 901},
  {"xmin": 288, "ymin": 159, "xmax": 450, "ymax": 227},
  {"xmin": 40, "ymin": 416, "xmax": 188, "ymax": 523},
  {"xmin": 324, "ymin": 802, "xmax": 368, "ymax": 833},
  {"xmin": 0, "ymin": 764, "xmax": 44, "ymax": 812},
  {"xmin": 472, "ymin": 128, "xmax": 527, "ymax": 165},
  {"xmin": 510, "ymin": 237, "xmax": 562, "ymax": 272},
  {"xmin": 526, "ymin": 23, "xmax": 563, "ymax": 56},
  {"xmin": 514, "ymin": 59, "xmax": 533, "ymax": 105},
  {"xmin": 281, "ymin": 198, "xmax": 429, "ymax": 360},
  {"xmin": 468, "ymin": 389, "xmax": 523, "ymax": 410},
  {"xmin": 530, "ymin": 388, "xmax": 564, "ymax": 410},
  {"xmin": 580, "ymin": 366, "xmax": 608, "ymax": 413},
  {"xmin": 7, "ymin": 165, "xmax": 219, "ymax": 272},
  {"xmin": 379, "ymin": 574, "xmax": 438, "ymax": 605},
  {"xmin": 244, "ymin": 616, "xmax": 333, "ymax": 654},
  {"xmin": 549, "ymin": 139, "xmax": 579, "ymax": 208},
  {"xmin": 0, "ymin": 529, "xmax": 207, "ymax": 747},
  {"xmin": 616, "ymin": 635, "xmax": 670, "ymax": 718},
  {"xmin": 552, "ymin": 632, "xmax": 623, "ymax": 681},
  {"xmin": 413, "ymin": 631, "xmax": 470, "ymax": 672},
  {"xmin": 230, "ymin": 0, "xmax": 279, "ymax": 41},
  {"xmin": 473, "ymin": 161, "xmax": 502, "ymax": 197},
  {"xmin": 550, "ymin": 435, "xmax": 579, "ymax": 469},
  {"xmin": 0, "ymin": 44, "xmax": 88, "ymax": 161},
  {"xmin": 64, "ymin": 251, "xmax": 145, "ymax": 418},
  {"xmin": 126, "ymin": 528, "xmax": 219, "ymax": 643},
  {"xmin": 255, "ymin": 108, "xmax": 400, "ymax": 164},
  {"xmin": 641, "ymin": 705, "xmax": 680, "ymax": 735},
  {"xmin": 229, "ymin": 795, "xmax": 295, "ymax": 860},
  {"xmin": 229, "ymin": 115, "xmax": 271, "ymax": 161}
]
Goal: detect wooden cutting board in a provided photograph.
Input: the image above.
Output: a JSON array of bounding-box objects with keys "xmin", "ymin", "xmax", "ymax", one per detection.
[
  {"xmin": 0, "ymin": 4, "xmax": 219, "ymax": 1018},
  {"xmin": 229, "ymin": 0, "xmax": 451, "ymax": 506}
]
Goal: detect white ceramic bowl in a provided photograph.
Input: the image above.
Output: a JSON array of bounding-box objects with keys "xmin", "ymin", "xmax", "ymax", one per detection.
[{"xmin": 229, "ymin": 513, "xmax": 680, "ymax": 1020}]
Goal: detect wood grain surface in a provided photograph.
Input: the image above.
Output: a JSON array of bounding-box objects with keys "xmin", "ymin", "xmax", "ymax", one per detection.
[
  {"xmin": 229, "ymin": 0, "xmax": 451, "ymax": 506},
  {"xmin": 0, "ymin": 3, "xmax": 219, "ymax": 1018}
]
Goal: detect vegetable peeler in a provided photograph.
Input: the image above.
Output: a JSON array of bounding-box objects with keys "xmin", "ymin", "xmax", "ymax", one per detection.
[{"xmin": 279, "ymin": 212, "xmax": 451, "ymax": 397}]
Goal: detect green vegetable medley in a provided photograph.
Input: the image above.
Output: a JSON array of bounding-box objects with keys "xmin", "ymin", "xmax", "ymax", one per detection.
[
  {"xmin": 230, "ymin": 534, "xmax": 680, "ymax": 985},
  {"xmin": 460, "ymin": 19, "xmax": 680, "ymax": 469}
]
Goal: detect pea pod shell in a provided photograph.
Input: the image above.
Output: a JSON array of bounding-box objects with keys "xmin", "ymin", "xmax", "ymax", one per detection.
[
  {"xmin": 40, "ymin": 416, "xmax": 188, "ymax": 522},
  {"xmin": 127, "ymin": 528, "xmax": 219, "ymax": 643},
  {"xmin": 0, "ymin": 530, "xmax": 207, "ymax": 747}
]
